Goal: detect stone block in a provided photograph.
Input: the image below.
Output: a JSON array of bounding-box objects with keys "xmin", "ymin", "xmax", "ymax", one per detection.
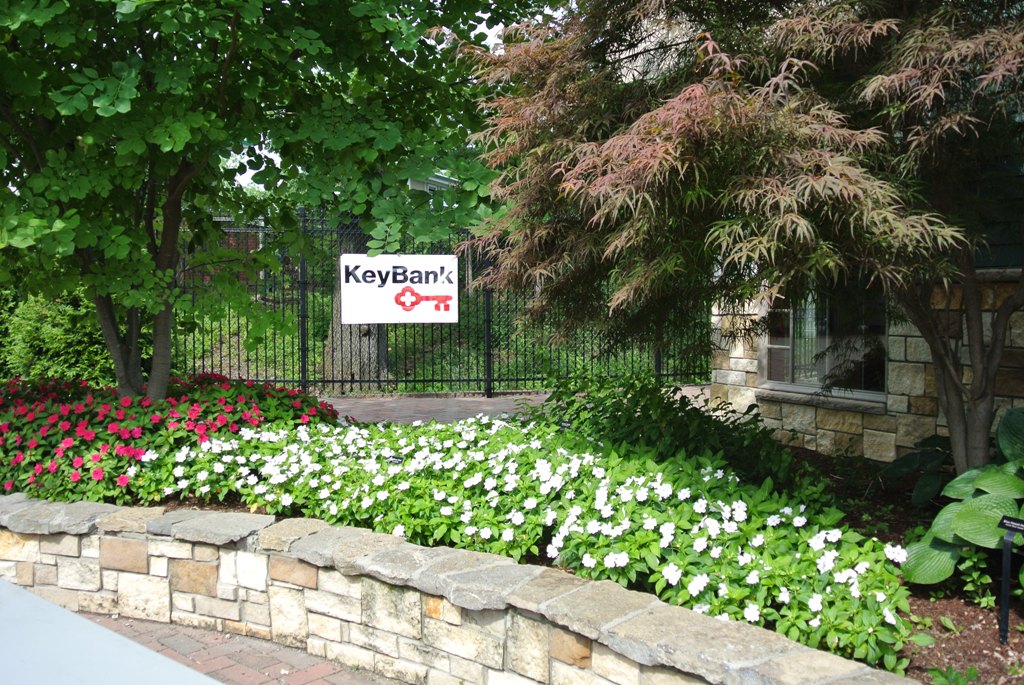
[
  {"xmin": 508, "ymin": 568, "xmax": 588, "ymax": 615},
  {"xmin": 326, "ymin": 642, "xmax": 376, "ymax": 671},
  {"xmin": 466, "ymin": 608, "xmax": 507, "ymax": 637},
  {"xmin": 780, "ymin": 404, "xmax": 816, "ymax": 435},
  {"xmin": 318, "ymin": 568, "xmax": 361, "ymax": 597},
  {"xmin": 551, "ymin": 662, "xmax": 611, "ymax": 685},
  {"xmin": 0, "ymin": 560, "xmax": 15, "ymax": 581},
  {"xmin": 307, "ymin": 636, "xmax": 327, "ymax": 658},
  {"xmin": 305, "ymin": 588, "xmax": 361, "ymax": 622},
  {"xmin": 243, "ymin": 599, "xmax": 271, "ymax": 626},
  {"xmin": 833, "ymin": 432, "xmax": 863, "ymax": 456},
  {"xmin": 550, "ymin": 627, "xmax": 592, "ymax": 668},
  {"xmin": 118, "ymin": 573, "xmax": 170, "ymax": 622},
  {"xmin": 815, "ymin": 408, "xmax": 862, "ymax": 434},
  {"xmin": 712, "ymin": 369, "xmax": 746, "ymax": 386},
  {"xmin": 81, "ymin": 535, "xmax": 99, "ymax": 558},
  {"xmin": 896, "ymin": 414, "xmax": 938, "ymax": 448},
  {"xmin": 489, "ymin": 671, "xmax": 545, "ymax": 685},
  {"xmin": 757, "ymin": 401, "xmax": 782, "ymax": 420},
  {"xmin": 729, "ymin": 357, "xmax": 758, "ymax": 373},
  {"xmin": 450, "ymin": 656, "xmax": 487, "ymax": 684},
  {"xmin": 194, "ymin": 594, "xmax": 241, "ymax": 621},
  {"xmin": 268, "ymin": 585, "xmax": 307, "ymax": 647},
  {"xmin": 236, "ymin": 550, "xmax": 268, "ymax": 591},
  {"xmin": 148, "ymin": 539, "xmax": 193, "ymax": 559},
  {"xmin": 540, "ymin": 581, "xmax": 662, "ymax": 641},
  {"xmin": 905, "ymin": 337, "xmax": 933, "ymax": 363},
  {"xmin": 100, "ymin": 536, "xmax": 148, "ymax": 573},
  {"xmin": 6, "ymin": 501, "xmax": 118, "ymax": 535},
  {"xmin": 909, "ymin": 396, "xmax": 939, "ymax": 416},
  {"xmin": 308, "ymin": 612, "xmax": 343, "ymax": 641},
  {"xmin": 887, "ymin": 336, "xmax": 906, "ymax": 362},
  {"xmin": 349, "ymin": 623, "xmax": 401, "ymax": 658},
  {"xmin": 427, "ymin": 561, "xmax": 543, "ymax": 612},
  {"xmin": 815, "ymin": 430, "xmax": 835, "ymax": 456},
  {"xmin": 863, "ymin": 414, "xmax": 897, "ymax": 432},
  {"xmin": 57, "ymin": 557, "xmax": 101, "ymax": 591},
  {"xmin": 592, "ymin": 643, "xmax": 640, "ymax": 685},
  {"xmin": 246, "ymin": 624, "xmax": 272, "ymax": 640},
  {"xmin": 223, "ymin": 620, "xmax": 247, "ymax": 636},
  {"xmin": 0, "ymin": 493, "xmax": 36, "ymax": 527},
  {"xmin": 399, "ymin": 638, "xmax": 451, "ymax": 671},
  {"xmin": 219, "ymin": 549, "xmax": 238, "ymax": 586},
  {"xmin": 258, "ymin": 517, "xmax": 330, "ymax": 552},
  {"xmin": 741, "ymin": 648, "xmax": 864, "ymax": 684},
  {"xmin": 15, "ymin": 561, "xmax": 33, "ymax": 586},
  {"xmin": 425, "ymin": 595, "xmax": 463, "ymax": 625},
  {"xmin": 146, "ymin": 510, "xmax": 214, "ymax": 537},
  {"xmin": 150, "ymin": 556, "xmax": 168, "ymax": 577},
  {"xmin": 34, "ymin": 563, "xmax": 56, "ymax": 586},
  {"xmin": 173, "ymin": 592, "xmax": 195, "ymax": 612},
  {"xmin": 887, "ymin": 363, "xmax": 926, "ymax": 396},
  {"xmin": 169, "ymin": 559, "xmax": 218, "ymax": 597},
  {"xmin": 508, "ymin": 612, "xmax": 550, "ymax": 683},
  {"xmin": 0, "ymin": 530, "xmax": 40, "ymax": 562},
  {"xmin": 638, "ymin": 666, "xmax": 704, "ymax": 685},
  {"xmin": 172, "ymin": 611, "xmax": 220, "ymax": 631},
  {"xmin": 31, "ymin": 586, "xmax": 79, "ymax": 611},
  {"xmin": 422, "ymin": 618, "xmax": 504, "ymax": 669},
  {"xmin": 97, "ymin": 506, "xmax": 165, "ymax": 533},
  {"xmin": 40, "ymin": 534, "xmax": 80, "ymax": 557},
  {"xmin": 726, "ymin": 385, "xmax": 756, "ymax": 412},
  {"xmin": 171, "ymin": 512, "xmax": 275, "ymax": 546},
  {"xmin": 193, "ymin": 544, "xmax": 219, "ymax": 562},
  {"xmin": 269, "ymin": 555, "xmax": 317, "ymax": 588},
  {"xmin": 79, "ymin": 590, "xmax": 118, "ymax": 615},
  {"xmin": 352, "ymin": 540, "xmax": 458, "ymax": 584},
  {"xmin": 886, "ymin": 395, "xmax": 909, "ymax": 414},
  {"xmin": 427, "ymin": 671, "xmax": 466, "ymax": 685},
  {"xmin": 374, "ymin": 655, "xmax": 429, "ymax": 685},
  {"xmin": 218, "ymin": 583, "xmax": 239, "ymax": 601},
  {"xmin": 362, "ymin": 577, "xmax": 423, "ymax": 638},
  {"xmin": 863, "ymin": 430, "xmax": 897, "ymax": 462}
]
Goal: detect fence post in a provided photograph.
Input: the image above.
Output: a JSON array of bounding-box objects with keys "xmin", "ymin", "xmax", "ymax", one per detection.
[
  {"xmin": 297, "ymin": 207, "xmax": 309, "ymax": 392},
  {"xmin": 483, "ymin": 288, "xmax": 494, "ymax": 398}
]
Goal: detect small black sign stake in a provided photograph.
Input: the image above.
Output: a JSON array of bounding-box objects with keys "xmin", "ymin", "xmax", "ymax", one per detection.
[{"xmin": 997, "ymin": 516, "xmax": 1024, "ymax": 645}]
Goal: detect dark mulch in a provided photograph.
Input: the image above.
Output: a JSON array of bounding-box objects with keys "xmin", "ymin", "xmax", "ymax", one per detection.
[{"xmin": 795, "ymin": 447, "xmax": 1024, "ymax": 684}]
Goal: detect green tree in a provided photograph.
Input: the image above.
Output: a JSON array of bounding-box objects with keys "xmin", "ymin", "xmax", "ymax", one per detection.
[
  {"xmin": 1, "ymin": 0, "xmax": 531, "ymax": 398},
  {"xmin": 469, "ymin": 0, "xmax": 1022, "ymax": 473}
]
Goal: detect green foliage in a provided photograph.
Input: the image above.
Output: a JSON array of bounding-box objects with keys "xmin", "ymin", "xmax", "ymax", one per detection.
[
  {"xmin": 881, "ymin": 436, "xmax": 955, "ymax": 508},
  {"xmin": 928, "ymin": 666, "xmax": 979, "ymax": 685},
  {"xmin": 904, "ymin": 408, "xmax": 1024, "ymax": 586},
  {"xmin": 0, "ymin": 0, "xmax": 543, "ymax": 394},
  {"xmin": 0, "ymin": 289, "xmax": 140, "ymax": 386},
  {"xmin": 532, "ymin": 375, "xmax": 816, "ymax": 494}
]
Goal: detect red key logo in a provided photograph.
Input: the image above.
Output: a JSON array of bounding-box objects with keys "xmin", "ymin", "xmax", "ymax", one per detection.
[{"xmin": 395, "ymin": 286, "xmax": 453, "ymax": 312}]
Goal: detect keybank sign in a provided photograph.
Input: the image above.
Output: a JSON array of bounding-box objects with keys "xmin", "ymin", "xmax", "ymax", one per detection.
[{"xmin": 339, "ymin": 254, "xmax": 459, "ymax": 324}]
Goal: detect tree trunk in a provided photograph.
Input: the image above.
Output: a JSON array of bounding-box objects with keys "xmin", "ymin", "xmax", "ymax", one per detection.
[
  {"xmin": 94, "ymin": 295, "xmax": 145, "ymax": 396},
  {"xmin": 149, "ymin": 303, "xmax": 174, "ymax": 400}
]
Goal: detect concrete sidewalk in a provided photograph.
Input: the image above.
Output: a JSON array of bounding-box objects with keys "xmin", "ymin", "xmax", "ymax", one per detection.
[{"xmin": 326, "ymin": 393, "xmax": 548, "ymax": 424}]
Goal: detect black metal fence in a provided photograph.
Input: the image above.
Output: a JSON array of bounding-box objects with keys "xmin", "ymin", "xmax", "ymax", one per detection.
[{"xmin": 173, "ymin": 211, "xmax": 711, "ymax": 396}]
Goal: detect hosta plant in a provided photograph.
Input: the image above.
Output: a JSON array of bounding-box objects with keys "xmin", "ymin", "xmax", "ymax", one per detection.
[{"xmin": 903, "ymin": 408, "xmax": 1024, "ymax": 586}]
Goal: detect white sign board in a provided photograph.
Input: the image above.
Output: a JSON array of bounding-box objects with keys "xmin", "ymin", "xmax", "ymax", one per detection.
[{"xmin": 339, "ymin": 253, "xmax": 459, "ymax": 324}]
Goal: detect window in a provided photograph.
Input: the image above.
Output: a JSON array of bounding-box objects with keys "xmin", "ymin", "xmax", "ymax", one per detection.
[{"xmin": 765, "ymin": 293, "xmax": 886, "ymax": 393}]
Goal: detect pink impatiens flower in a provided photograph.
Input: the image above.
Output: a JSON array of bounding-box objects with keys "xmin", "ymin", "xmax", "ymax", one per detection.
[
  {"xmin": 70, "ymin": 471, "xmax": 81, "ymax": 483},
  {"xmin": 91, "ymin": 468, "xmax": 104, "ymax": 481},
  {"xmin": 116, "ymin": 474, "xmax": 129, "ymax": 487},
  {"xmin": 72, "ymin": 457, "xmax": 84, "ymax": 468}
]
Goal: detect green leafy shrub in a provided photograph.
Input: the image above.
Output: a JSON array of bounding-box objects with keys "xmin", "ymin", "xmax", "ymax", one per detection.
[
  {"xmin": 903, "ymin": 407, "xmax": 1024, "ymax": 586},
  {"xmin": 533, "ymin": 375, "xmax": 817, "ymax": 494},
  {"xmin": 0, "ymin": 290, "xmax": 141, "ymax": 386}
]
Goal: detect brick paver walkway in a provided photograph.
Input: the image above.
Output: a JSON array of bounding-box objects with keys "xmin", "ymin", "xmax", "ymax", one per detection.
[{"xmin": 87, "ymin": 613, "xmax": 399, "ymax": 685}]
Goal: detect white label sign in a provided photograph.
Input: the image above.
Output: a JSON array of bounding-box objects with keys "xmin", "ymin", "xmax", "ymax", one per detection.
[{"xmin": 339, "ymin": 253, "xmax": 459, "ymax": 324}]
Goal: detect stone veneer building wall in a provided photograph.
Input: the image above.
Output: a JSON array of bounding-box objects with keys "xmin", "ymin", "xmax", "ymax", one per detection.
[
  {"xmin": 0, "ymin": 494, "xmax": 911, "ymax": 685},
  {"xmin": 710, "ymin": 288, "xmax": 1024, "ymax": 462}
]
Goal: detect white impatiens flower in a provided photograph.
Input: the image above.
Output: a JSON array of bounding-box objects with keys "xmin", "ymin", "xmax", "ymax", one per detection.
[
  {"xmin": 778, "ymin": 587, "xmax": 790, "ymax": 604},
  {"xmin": 693, "ymin": 498, "xmax": 707, "ymax": 514},
  {"xmin": 745, "ymin": 570, "xmax": 760, "ymax": 585},
  {"xmin": 808, "ymin": 532, "xmax": 827, "ymax": 552},
  {"xmin": 687, "ymin": 573, "xmax": 709, "ymax": 595},
  {"xmin": 817, "ymin": 550, "xmax": 839, "ymax": 573},
  {"xmin": 825, "ymin": 529, "xmax": 842, "ymax": 543},
  {"xmin": 884, "ymin": 544, "xmax": 908, "ymax": 564},
  {"xmin": 750, "ymin": 534, "xmax": 764, "ymax": 548},
  {"xmin": 808, "ymin": 594, "xmax": 823, "ymax": 612},
  {"xmin": 693, "ymin": 604, "xmax": 710, "ymax": 614},
  {"xmin": 693, "ymin": 537, "xmax": 708, "ymax": 553},
  {"xmin": 743, "ymin": 603, "xmax": 760, "ymax": 623},
  {"xmin": 792, "ymin": 516, "xmax": 807, "ymax": 528},
  {"xmin": 581, "ymin": 554, "xmax": 597, "ymax": 569},
  {"xmin": 875, "ymin": 591, "xmax": 887, "ymax": 602},
  {"xmin": 604, "ymin": 551, "xmax": 629, "ymax": 568},
  {"xmin": 480, "ymin": 527, "xmax": 493, "ymax": 540},
  {"xmin": 662, "ymin": 563, "xmax": 682, "ymax": 586},
  {"xmin": 392, "ymin": 525, "xmax": 406, "ymax": 538},
  {"xmin": 809, "ymin": 617, "xmax": 821, "ymax": 628},
  {"xmin": 501, "ymin": 529, "xmax": 514, "ymax": 542},
  {"xmin": 509, "ymin": 511, "xmax": 525, "ymax": 526},
  {"xmin": 883, "ymin": 608, "xmax": 897, "ymax": 625}
]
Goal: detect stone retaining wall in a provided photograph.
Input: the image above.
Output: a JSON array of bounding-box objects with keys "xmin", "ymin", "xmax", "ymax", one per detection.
[{"xmin": 0, "ymin": 494, "xmax": 911, "ymax": 685}]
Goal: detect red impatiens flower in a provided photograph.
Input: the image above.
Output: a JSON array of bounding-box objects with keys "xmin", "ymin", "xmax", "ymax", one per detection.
[
  {"xmin": 27, "ymin": 438, "xmax": 37, "ymax": 449},
  {"xmin": 60, "ymin": 437, "xmax": 73, "ymax": 449},
  {"xmin": 90, "ymin": 454, "xmax": 102, "ymax": 463},
  {"xmin": 131, "ymin": 427, "xmax": 142, "ymax": 439},
  {"xmin": 70, "ymin": 471, "xmax": 81, "ymax": 483},
  {"xmin": 107, "ymin": 422, "xmax": 119, "ymax": 433},
  {"xmin": 91, "ymin": 468, "xmax": 104, "ymax": 481},
  {"xmin": 57, "ymin": 420, "xmax": 70, "ymax": 431},
  {"xmin": 39, "ymin": 426, "xmax": 49, "ymax": 437},
  {"xmin": 116, "ymin": 474, "xmax": 129, "ymax": 487},
  {"xmin": 150, "ymin": 413, "xmax": 162, "ymax": 424},
  {"xmin": 3, "ymin": 480, "xmax": 12, "ymax": 491},
  {"xmin": 119, "ymin": 396, "xmax": 132, "ymax": 408},
  {"xmin": 72, "ymin": 457, "xmax": 84, "ymax": 468},
  {"xmin": 47, "ymin": 460, "xmax": 57, "ymax": 473},
  {"xmin": 99, "ymin": 444, "xmax": 110, "ymax": 454}
]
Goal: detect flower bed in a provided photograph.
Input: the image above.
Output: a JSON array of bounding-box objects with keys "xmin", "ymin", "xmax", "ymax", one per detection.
[{"xmin": 0, "ymin": 376, "xmax": 913, "ymax": 673}]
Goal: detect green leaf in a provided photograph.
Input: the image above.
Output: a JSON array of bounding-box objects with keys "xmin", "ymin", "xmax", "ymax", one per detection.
[
  {"xmin": 973, "ymin": 469, "xmax": 1024, "ymax": 498},
  {"xmin": 908, "ymin": 632, "xmax": 935, "ymax": 647},
  {"xmin": 911, "ymin": 470, "xmax": 944, "ymax": 507},
  {"xmin": 929, "ymin": 501, "xmax": 963, "ymax": 544},
  {"xmin": 998, "ymin": 408, "xmax": 1024, "ymax": 462},
  {"xmin": 952, "ymin": 493, "xmax": 1019, "ymax": 548},
  {"xmin": 942, "ymin": 468, "xmax": 984, "ymax": 499},
  {"xmin": 902, "ymin": 537, "xmax": 961, "ymax": 584}
]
